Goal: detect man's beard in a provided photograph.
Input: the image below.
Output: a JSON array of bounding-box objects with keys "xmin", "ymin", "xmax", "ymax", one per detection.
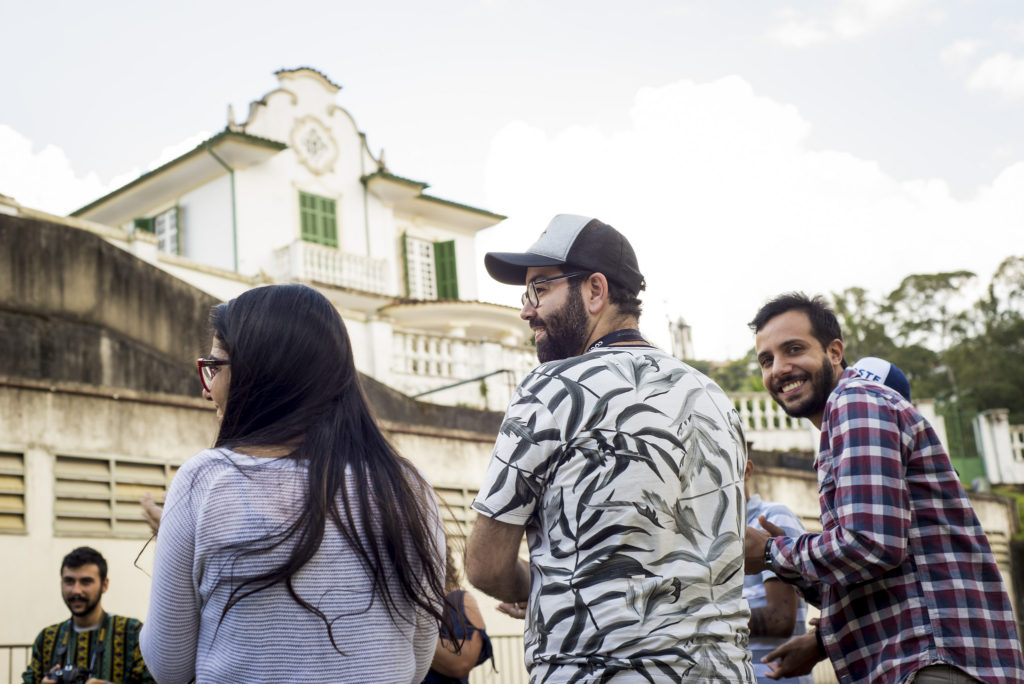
[
  {"xmin": 771, "ymin": 356, "xmax": 836, "ymax": 419},
  {"xmin": 534, "ymin": 288, "xmax": 590, "ymax": 363},
  {"xmin": 64, "ymin": 592, "xmax": 101, "ymax": 618}
]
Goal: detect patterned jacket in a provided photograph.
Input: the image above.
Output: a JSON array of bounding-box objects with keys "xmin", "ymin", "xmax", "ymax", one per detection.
[{"xmin": 22, "ymin": 613, "xmax": 154, "ymax": 684}]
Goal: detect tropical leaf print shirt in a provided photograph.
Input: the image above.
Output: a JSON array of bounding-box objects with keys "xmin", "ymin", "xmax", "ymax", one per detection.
[{"xmin": 473, "ymin": 348, "xmax": 755, "ymax": 683}]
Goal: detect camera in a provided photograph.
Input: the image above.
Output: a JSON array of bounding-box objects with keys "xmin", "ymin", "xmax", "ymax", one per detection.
[{"xmin": 51, "ymin": 665, "xmax": 90, "ymax": 684}]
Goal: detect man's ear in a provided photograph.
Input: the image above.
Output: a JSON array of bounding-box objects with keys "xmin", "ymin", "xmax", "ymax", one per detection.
[
  {"xmin": 583, "ymin": 273, "xmax": 610, "ymax": 314},
  {"xmin": 101, "ymin": 577, "xmax": 109, "ymax": 595},
  {"xmin": 826, "ymin": 338, "xmax": 844, "ymax": 367}
]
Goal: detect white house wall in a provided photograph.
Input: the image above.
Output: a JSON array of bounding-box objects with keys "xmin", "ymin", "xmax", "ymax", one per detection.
[
  {"xmin": 368, "ymin": 200, "xmax": 399, "ymax": 285},
  {"xmin": 235, "ymin": 152, "xmax": 302, "ymax": 275},
  {"xmin": 179, "ymin": 174, "xmax": 234, "ymax": 271},
  {"xmin": 454, "ymin": 229, "xmax": 479, "ymax": 301}
]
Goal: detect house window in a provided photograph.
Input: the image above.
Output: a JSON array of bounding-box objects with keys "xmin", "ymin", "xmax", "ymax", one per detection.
[
  {"xmin": 299, "ymin": 192, "xmax": 338, "ymax": 247},
  {"xmin": 133, "ymin": 207, "xmax": 180, "ymax": 255},
  {"xmin": 154, "ymin": 208, "xmax": 179, "ymax": 255},
  {"xmin": 404, "ymin": 235, "xmax": 436, "ymax": 299},
  {"xmin": 0, "ymin": 452, "xmax": 25, "ymax": 533},
  {"xmin": 54, "ymin": 455, "xmax": 179, "ymax": 538},
  {"xmin": 403, "ymin": 235, "xmax": 459, "ymax": 300}
]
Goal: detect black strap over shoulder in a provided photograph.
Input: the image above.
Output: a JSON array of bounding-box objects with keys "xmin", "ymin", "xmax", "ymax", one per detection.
[
  {"xmin": 586, "ymin": 329, "xmax": 651, "ymax": 352},
  {"xmin": 53, "ymin": 614, "xmax": 109, "ymax": 673}
]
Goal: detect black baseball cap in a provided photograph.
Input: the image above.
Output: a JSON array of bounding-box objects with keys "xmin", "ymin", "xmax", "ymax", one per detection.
[{"xmin": 485, "ymin": 214, "xmax": 646, "ymax": 294}]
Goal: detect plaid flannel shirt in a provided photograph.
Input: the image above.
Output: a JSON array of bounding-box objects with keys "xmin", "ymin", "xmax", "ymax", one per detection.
[{"xmin": 770, "ymin": 368, "xmax": 1024, "ymax": 684}]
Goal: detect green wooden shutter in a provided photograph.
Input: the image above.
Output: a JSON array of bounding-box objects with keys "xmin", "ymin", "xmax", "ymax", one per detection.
[
  {"xmin": 298, "ymin": 192, "xmax": 338, "ymax": 247},
  {"xmin": 434, "ymin": 240, "xmax": 458, "ymax": 300},
  {"xmin": 319, "ymin": 196, "xmax": 338, "ymax": 247},
  {"xmin": 133, "ymin": 217, "xmax": 155, "ymax": 233},
  {"xmin": 299, "ymin": 193, "xmax": 316, "ymax": 242}
]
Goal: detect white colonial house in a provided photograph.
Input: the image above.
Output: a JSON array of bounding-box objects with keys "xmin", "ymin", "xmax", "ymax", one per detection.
[{"xmin": 70, "ymin": 67, "xmax": 534, "ymax": 409}]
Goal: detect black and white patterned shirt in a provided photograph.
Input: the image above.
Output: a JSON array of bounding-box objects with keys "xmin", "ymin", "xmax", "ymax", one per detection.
[{"xmin": 474, "ymin": 347, "xmax": 754, "ymax": 683}]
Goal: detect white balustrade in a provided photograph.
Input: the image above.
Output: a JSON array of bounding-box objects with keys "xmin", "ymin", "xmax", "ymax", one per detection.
[
  {"xmin": 731, "ymin": 392, "xmax": 819, "ymax": 453},
  {"xmin": 391, "ymin": 343, "xmax": 818, "ymax": 452},
  {"xmin": 273, "ymin": 241, "xmax": 391, "ymax": 295},
  {"xmin": 1012, "ymin": 424, "xmax": 1024, "ymax": 462},
  {"xmin": 390, "ymin": 331, "xmax": 535, "ymax": 408}
]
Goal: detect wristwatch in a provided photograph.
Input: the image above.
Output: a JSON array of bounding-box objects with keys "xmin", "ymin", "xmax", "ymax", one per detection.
[{"xmin": 763, "ymin": 538, "xmax": 774, "ymax": 571}]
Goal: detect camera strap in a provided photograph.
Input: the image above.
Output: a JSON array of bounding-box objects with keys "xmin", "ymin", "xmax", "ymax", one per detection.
[{"xmin": 54, "ymin": 613, "xmax": 109, "ymax": 672}]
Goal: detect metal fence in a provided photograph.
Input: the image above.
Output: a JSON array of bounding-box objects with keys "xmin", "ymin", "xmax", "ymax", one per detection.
[
  {"xmin": 1, "ymin": 644, "xmax": 29, "ymax": 684},
  {"xmin": 2, "ymin": 638, "xmax": 836, "ymax": 684}
]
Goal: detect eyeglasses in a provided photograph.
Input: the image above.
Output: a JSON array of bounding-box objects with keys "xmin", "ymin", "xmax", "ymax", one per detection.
[
  {"xmin": 521, "ymin": 272, "xmax": 587, "ymax": 308},
  {"xmin": 197, "ymin": 357, "xmax": 229, "ymax": 392}
]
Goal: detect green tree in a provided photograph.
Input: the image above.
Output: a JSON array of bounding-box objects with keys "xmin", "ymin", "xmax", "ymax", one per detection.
[
  {"xmin": 879, "ymin": 271, "xmax": 980, "ymax": 458},
  {"xmin": 831, "ymin": 286, "xmax": 896, "ymax": 364},
  {"xmin": 883, "ymin": 271, "xmax": 978, "ymax": 350},
  {"xmin": 709, "ymin": 349, "xmax": 763, "ymax": 393},
  {"xmin": 950, "ymin": 256, "xmax": 1024, "ymax": 424}
]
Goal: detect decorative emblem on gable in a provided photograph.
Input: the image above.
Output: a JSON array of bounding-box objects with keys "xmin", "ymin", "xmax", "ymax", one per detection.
[{"xmin": 291, "ymin": 116, "xmax": 338, "ymax": 175}]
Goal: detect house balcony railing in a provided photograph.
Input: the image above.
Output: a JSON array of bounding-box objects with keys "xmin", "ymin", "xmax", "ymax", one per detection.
[
  {"xmin": 731, "ymin": 392, "xmax": 818, "ymax": 452},
  {"xmin": 390, "ymin": 330, "xmax": 535, "ymax": 411},
  {"xmin": 390, "ymin": 335, "xmax": 818, "ymax": 453},
  {"xmin": 273, "ymin": 241, "xmax": 392, "ymax": 295}
]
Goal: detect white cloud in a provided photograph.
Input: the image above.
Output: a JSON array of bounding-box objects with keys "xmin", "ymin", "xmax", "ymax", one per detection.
[
  {"xmin": 479, "ymin": 76, "xmax": 1024, "ymax": 360},
  {"xmin": 967, "ymin": 52, "xmax": 1024, "ymax": 99},
  {"xmin": 106, "ymin": 131, "xmax": 213, "ymax": 190},
  {"xmin": 994, "ymin": 18, "xmax": 1024, "ymax": 43},
  {"xmin": 768, "ymin": 0, "xmax": 933, "ymax": 47},
  {"xmin": 150, "ymin": 132, "xmax": 213, "ymax": 169},
  {"xmin": 0, "ymin": 125, "xmax": 109, "ymax": 215},
  {"xmin": 940, "ymin": 39, "xmax": 983, "ymax": 67},
  {"xmin": 0, "ymin": 127, "xmax": 215, "ymax": 216},
  {"xmin": 766, "ymin": 10, "xmax": 829, "ymax": 48}
]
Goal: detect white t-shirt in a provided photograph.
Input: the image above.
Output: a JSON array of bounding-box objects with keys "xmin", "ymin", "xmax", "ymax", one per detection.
[{"xmin": 473, "ymin": 347, "xmax": 754, "ymax": 683}]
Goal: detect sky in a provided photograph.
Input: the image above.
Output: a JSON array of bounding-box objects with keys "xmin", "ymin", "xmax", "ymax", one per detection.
[{"xmin": 3, "ymin": 0, "xmax": 1023, "ymax": 360}]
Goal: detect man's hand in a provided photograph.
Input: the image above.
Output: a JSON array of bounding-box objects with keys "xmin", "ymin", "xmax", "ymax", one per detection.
[
  {"xmin": 497, "ymin": 601, "xmax": 527, "ymax": 620},
  {"xmin": 745, "ymin": 515, "xmax": 787, "ymax": 574},
  {"xmin": 140, "ymin": 491, "xmax": 162, "ymax": 534},
  {"xmin": 762, "ymin": 631, "xmax": 825, "ymax": 679},
  {"xmin": 42, "ymin": 667, "xmax": 107, "ymax": 684}
]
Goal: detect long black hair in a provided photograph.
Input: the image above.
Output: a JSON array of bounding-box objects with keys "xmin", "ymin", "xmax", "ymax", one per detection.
[{"xmin": 209, "ymin": 284, "xmax": 446, "ymax": 647}]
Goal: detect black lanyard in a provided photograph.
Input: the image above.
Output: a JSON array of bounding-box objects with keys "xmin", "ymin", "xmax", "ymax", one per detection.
[
  {"xmin": 587, "ymin": 329, "xmax": 651, "ymax": 353},
  {"xmin": 55, "ymin": 613, "xmax": 108, "ymax": 673}
]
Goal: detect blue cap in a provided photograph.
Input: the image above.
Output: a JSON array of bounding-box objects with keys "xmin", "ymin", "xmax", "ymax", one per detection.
[{"xmin": 852, "ymin": 357, "xmax": 911, "ymax": 401}]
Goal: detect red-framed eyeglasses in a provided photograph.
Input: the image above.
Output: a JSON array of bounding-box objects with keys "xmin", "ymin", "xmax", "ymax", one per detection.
[{"xmin": 197, "ymin": 357, "xmax": 229, "ymax": 392}]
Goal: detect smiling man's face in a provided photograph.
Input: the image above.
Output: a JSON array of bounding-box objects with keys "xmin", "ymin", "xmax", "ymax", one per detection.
[{"xmin": 755, "ymin": 309, "xmax": 842, "ymax": 425}]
